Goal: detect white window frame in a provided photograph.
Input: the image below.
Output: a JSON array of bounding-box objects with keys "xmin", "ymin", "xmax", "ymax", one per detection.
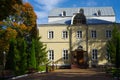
[
  {"xmin": 106, "ymin": 30, "xmax": 112, "ymax": 38},
  {"xmin": 48, "ymin": 50, "xmax": 54, "ymax": 61},
  {"xmin": 62, "ymin": 30, "xmax": 68, "ymax": 39},
  {"xmin": 48, "ymin": 31, "xmax": 54, "ymax": 39},
  {"xmin": 76, "ymin": 30, "xmax": 82, "ymax": 39},
  {"xmin": 91, "ymin": 30, "xmax": 97, "ymax": 38},
  {"xmin": 62, "ymin": 49, "xmax": 69, "ymax": 60},
  {"xmin": 92, "ymin": 49, "xmax": 98, "ymax": 60}
]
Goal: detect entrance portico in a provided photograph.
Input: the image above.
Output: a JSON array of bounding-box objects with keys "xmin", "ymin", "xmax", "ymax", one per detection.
[{"xmin": 71, "ymin": 46, "xmax": 88, "ymax": 68}]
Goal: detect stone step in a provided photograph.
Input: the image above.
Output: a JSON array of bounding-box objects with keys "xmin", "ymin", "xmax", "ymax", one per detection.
[{"xmin": 71, "ymin": 64, "xmax": 79, "ymax": 69}]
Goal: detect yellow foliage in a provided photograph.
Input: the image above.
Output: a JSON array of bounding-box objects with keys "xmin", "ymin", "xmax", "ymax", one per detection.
[
  {"xmin": 13, "ymin": 22, "xmax": 19, "ymax": 27},
  {"xmin": 5, "ymin": 27, "xmax": 18, "ymax": 40},
  {"xmin": 19, "ymin": 24, "xmax": 27, "ymax": 31},
  {"xmin": 23, "ymin": 3, "xmax": 33, "ymax": 10},
  {"xmin": 0, "ymin": 21, "xmax": 3, "ymax": 25}
]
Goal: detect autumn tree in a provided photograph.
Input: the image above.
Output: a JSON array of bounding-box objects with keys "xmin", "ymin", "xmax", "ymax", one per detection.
[
  {"xmin": 0, "ymin": 0, "xmax": 48, "ymax": 75},
  {"xmin": 0, "ymin": 0, "xmax": 22, "ymax": 21}
]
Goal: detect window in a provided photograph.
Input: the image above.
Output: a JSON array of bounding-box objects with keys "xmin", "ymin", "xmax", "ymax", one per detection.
[
  {"xmin": 98, "ymin": 10, "xmax": 101, "ymax": 16},
  {"xmin": 63, "ymin": 49, "xmax": 68, "ymax": 60},
  {"xmin": 62, "ymin": 11, "xmax": 66, "ymax": 16},
  {"xmin": 48, "ymin": 50, "xmax": 54, "ymax": 60},
  {"xmin": 48, "ymin": 31, "xmax": 54, "ymax": 39},
  {"xmin": 77, "ymin": 30, "xmax": 82, "ymax": 39},
  {"xmin": 91, "ymin": 30, "xmax": 97, "ymax": 38},
  {"xmin": 106, "ymin": 30, "xmax": 112, "ymax": 38},
  {"xmin": 62, "ymin": 31, "xmax": 68, "ymax": 39},
  {"xmin": 92, "ymin": 49, "xmax": 98, "ymax": 60}
]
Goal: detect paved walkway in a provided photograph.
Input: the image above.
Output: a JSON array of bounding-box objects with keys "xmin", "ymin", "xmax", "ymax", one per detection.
[{"xmin": 11, "ymin": 68, "xmax": 114, "ymax": 80}]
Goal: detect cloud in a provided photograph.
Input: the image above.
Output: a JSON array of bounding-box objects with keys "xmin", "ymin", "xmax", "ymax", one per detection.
[
  {"xmin": 87, "ymin": 1, "xmax": 97, "ymax": 6},
  {"xmin": 33, "ymin": 0, "xmax": 65, "ymax": 24},
  {"xmin": 35, "ymin": 11, "xmax": 48, "ymax": 19},
  {"xmin": 35, "ymin": 11, "xmax": 48, "ymax": 24},
  {"xmin": 34, "ymin": 0, "xmax": 63, "ymax": 11},
  {"xmin": 81, "ymin": 0, "xmax": 97, "ymax": 6}
]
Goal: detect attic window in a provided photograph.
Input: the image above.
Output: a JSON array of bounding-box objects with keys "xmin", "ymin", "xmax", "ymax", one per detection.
[
  {"xmin": 98, "ymin": 10, "xmax": 101, "ymax": 16},
  {"xmin": 79, "ymin": 8, "xmax": 84, "ymax": 14},
  {"xmin": 59, "ymin": 14, "xmax": 62, "ymax": 16},
  {"xmin": 62, "ymin": 11, "xmax": 66, "ymax": 16}
]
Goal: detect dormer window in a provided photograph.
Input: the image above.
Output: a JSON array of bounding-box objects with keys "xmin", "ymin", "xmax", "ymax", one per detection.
[
  {"xmin": 59, "ymin": 14, "xmax": 62, "ymax": 16},
  {"xmin": 97, "ymin": 10, "xmax": 101, "ymax": 16},
  {"xmin": 62, "ymin": 11, "xmax": 66, "ymax": 16}
]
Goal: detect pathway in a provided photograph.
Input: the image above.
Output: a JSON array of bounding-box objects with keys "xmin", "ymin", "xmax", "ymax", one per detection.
[{"xmin": 9, "ymin": 68, "xmax": 114, "ymax": 80}]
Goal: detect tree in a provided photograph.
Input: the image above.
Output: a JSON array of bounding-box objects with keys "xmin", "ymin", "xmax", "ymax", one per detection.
[
  {"xmin": 0, "ymin": 0, "xmax": 48, "ymax": 75},
  {"xmin": 107, "ymin": 25, "xmax": 120, "ymax": 68},
  {"xmin": 0, "ymin": 0, "xmax": 22, "ymax": 21},
  {"xmin": 34, "ymin": 37, "xmax": 48, "ymax": 70},
  {"xmin": 28, "ymin": 39, "xmax": 36, "ymax": 70},
  {"xmin": 5, "ymin": 38, "xmax": 17, "ymax": 72},
  {"xmin": 17, "ymin": 38, "xmax": 27, "ymax": 75}
]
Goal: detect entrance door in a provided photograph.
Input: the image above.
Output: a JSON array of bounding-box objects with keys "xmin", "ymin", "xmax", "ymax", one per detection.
[
  {"xmin": 77, "ymin": 51, "xmax": 84, "ymax": 65},
  {"xmin": 72, "ymin": 50, "xmax": 84, "ymax": 67}
]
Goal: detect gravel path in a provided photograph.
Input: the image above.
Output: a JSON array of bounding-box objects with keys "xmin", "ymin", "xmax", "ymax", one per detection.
[{"xmin": 10, "ymin": 68, "xmax": 114, "ymax": 80}]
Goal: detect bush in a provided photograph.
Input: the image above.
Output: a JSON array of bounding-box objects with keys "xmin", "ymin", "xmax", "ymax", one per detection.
[{"xmin": 38, "ymin": 65, "xmax": 46, "ymax": 71}]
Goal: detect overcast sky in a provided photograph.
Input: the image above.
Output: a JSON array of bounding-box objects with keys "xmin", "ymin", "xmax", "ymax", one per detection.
[{"xmin": 24, "ymin": 0, "xmax": 120, "ymax": 24}]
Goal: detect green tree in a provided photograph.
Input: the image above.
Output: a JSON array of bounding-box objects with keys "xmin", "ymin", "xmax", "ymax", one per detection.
[
  {"xmin": 5, "ymin": 38, "xmax": 17, "ymax": 72},
  {"xmin": 17, "ymin": 38, "xmax": 27, "ymax": 75},
  {"xmin": 34, "ymin": 37, "xmax": 48, "ymax": 70},
  {"xmin": 0, "ymin": 0, "xmax": 22, "ymax": 21},
  {"xmin": 28, "ymin": 39, "xmax": 36, "ymax": 70},
  {"xmin": 107, "ymin": 25, "xmax": 120, "ymax": 68}
]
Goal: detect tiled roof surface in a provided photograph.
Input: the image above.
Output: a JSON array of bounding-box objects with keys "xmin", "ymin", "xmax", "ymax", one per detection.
[{"xmin": 49, "ymin": 7, "xmax": 115, "ymax": 17}]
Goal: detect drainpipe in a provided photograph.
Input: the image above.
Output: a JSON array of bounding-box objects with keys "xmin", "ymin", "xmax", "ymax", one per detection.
[
  {"xmin": 67, "ymin": 25, "xmax": 72, "ymax": 68},
  {"xmin": 86, "ymin": 24, "xmax": 91, "ymax": 68}
]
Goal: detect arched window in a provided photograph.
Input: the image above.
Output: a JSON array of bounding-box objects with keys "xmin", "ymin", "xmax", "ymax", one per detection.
[
  {"xmin": 73, "ymin": 13, "xmax": 86, "ymax": 25},
  {"xmin": 62, "ymin": 11, "xmax": 66, "ymax": 16}
]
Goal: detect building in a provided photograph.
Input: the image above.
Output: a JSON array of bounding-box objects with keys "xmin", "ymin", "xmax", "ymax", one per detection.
[{"xmin": 38, "ymin": 7, "xmax": 117, "ymax": 68}]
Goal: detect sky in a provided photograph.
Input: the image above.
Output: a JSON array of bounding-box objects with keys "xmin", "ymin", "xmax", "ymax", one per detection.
[{"xmin": 24, "ymin": 0, "xmax": 120, "ymax": 24}]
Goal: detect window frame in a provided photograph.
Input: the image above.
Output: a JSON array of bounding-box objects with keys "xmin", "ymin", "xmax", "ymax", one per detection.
[
  {"xmin": 48, "ymin": 50, "xmax": 54, "ymax": 61},
  {"xmin": 91, "ymin": 30, "xmax": 97, "ymax": 38},
  {"xmin": 48, "ymin": 31, "xmax": 54, "ymax": 39},
  {"xmin": 92, "ymin": 49, "xmax": 98, "ymax": 60},
  {"xmin": 62, "ymin": 30, "xmax": 68, "ymax": 39},
  {"xmin": 76, "ymin": 30, "xmax": 82, "ymax": 39},
  {"xmin": 106, "ymin": 30, "xmax": 112, "ymax": 38},
  {"xmin": 62, "ymin": 49, "xmax": 69, "ymax": 60}
]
